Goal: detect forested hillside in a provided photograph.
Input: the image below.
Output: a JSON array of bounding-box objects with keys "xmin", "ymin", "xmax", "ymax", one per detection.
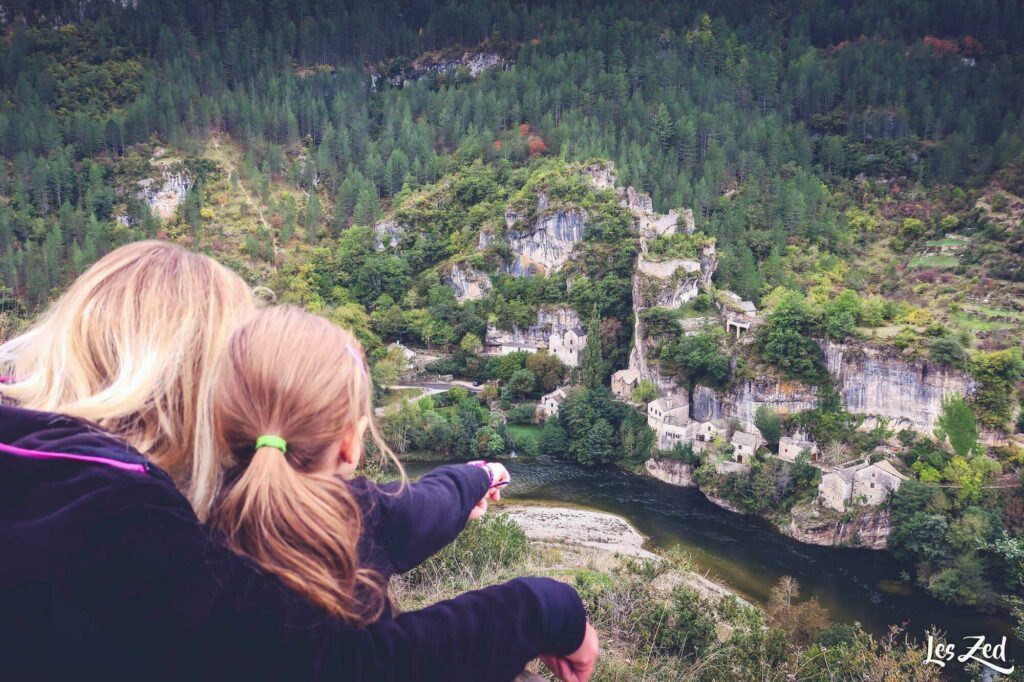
[{"xmin": 2, "ymin": 0, "xmax": 1023, "ymax": 317}]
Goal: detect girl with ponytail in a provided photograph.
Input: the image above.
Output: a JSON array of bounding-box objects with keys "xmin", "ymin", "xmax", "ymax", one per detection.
[{"xmin": 209, "ymin": 305, "xmax": 516, "ymax": 625}]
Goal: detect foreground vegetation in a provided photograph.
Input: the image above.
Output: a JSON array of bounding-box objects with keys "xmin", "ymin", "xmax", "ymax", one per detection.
[{"xmin": 396, "ymin": 513, "xmax": 943, "ymax": 680}]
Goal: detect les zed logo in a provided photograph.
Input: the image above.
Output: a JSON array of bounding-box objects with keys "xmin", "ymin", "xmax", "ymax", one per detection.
[{"xmin": 925, "ymin": 634, "xmax": 1014, "ymax": 674}]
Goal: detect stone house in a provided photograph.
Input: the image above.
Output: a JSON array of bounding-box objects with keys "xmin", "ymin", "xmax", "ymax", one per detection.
[
  {"xmin": 611, "ymin": 368, "xmax": 641, "ymax": 401},
  {"xmin": 548, "ymin": 326, "xmax": 586, "ymax": 367},
  {"xmin": 778, "ymin": 435, "xmax": 819, "ymax": 462},
  {"xmin": 690, "ymin": 420, "xmax": 721, "ymax": 452},
  {"xmin": 647, "ymin": 395, "xmax": 691, "ymax": 451},
  {"xmin": 817, "ymin": 459, "xmax": 908, "ymax": 512},
  {"xmin": 536, "ymin": 387, "xmax": 568, "ymax": 421},
  {"xmin": 730, "ymin": 430, "xmax": 761, "ymax": 464},
  {"xmin": 388, "ymin": 342, "xmax": 418, "ymax": 379}
]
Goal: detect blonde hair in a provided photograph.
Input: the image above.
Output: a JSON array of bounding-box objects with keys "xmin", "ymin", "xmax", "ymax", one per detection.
[
  {"xmin": 209, "ymin": 306, "xmax": 400, "ymax": 623},
  {"xmin": 0, "ymin": 241, "xmax": 255, "ymax": 519}
]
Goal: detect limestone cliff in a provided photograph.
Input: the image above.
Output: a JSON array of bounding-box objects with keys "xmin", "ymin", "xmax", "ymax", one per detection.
[
  {"xmin": 692, "ymin": 380, "xmax": 819, "ymax": 433},
  {"xmin": 645, "ymin": 458, "xmax": 696, "ymax": 487},
  {"xmin": 373, "ymin": 219, "xmax": 405, "ymax": 251},
  {"xmin": 371, "ymin": 50, "xmax": 505, "ymax": 87},
  {"xmin": 138, "ymin": 170, "xmax": 192, "ymax": 221},
  {"xmin": 589, "ymin": 158, "xmax": 717, "ymax": 394},
  {"xmin": 822, "ymin": 341, "xmax": 975, "ymax": 436},
  {"xmin": 504, "ymin": 194, "xmax": 587, "ymax": 276},
  {"xmin": 786, "ymin": 504, "xmax": 893, "ymax": 550},
  {"xmin": 486, "ymin": 306, "xmax": 583, "ymax": 350},
  {"xmin": 443, "ymin": 264, "xmax": 492, "ymax": 302}
]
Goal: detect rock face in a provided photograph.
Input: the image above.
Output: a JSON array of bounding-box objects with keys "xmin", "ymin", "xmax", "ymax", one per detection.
[
  {"xmin": 485, "ymin": 306, "xmax": 586, "ymax": 365},
  {"xmin": 787, "ymin": 505, "xmax": 893, "ymax": 550},
  {"xmin": 692, "ymin": 380, "xmax": 819, "ymax": 433},
  {"xmin": 373, "ymin": 219, "xmax": 405, "ymax": 251},
  {"xmin": 645, "ymin": 458, "xmax": 696, "ymax": 487},
  {"xmin": 822, "ymin": 341, "xmax": 975, "ymax": 435},
  {"xmin": 371, "ymin": 50, "xmax": 505, "ymax": 87},
  {"xmin": 636, "ymin": 257, "xmax": 703, "ymax": 309},
  {"xmin": 444, "ymin": 264, "xmax": 492, "ymax": 302},
  {"xmin": 506, "ymin": 195, "xmax": 587, "ymax": 276},
  {"xmin": 138, "ymin": 171, "xmax": 192, "ymax": 221}
]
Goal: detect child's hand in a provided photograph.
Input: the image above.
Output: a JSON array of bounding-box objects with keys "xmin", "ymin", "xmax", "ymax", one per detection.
[
  {"xmin": 540, "ymin": 622, "xmax": 599, "ymax": 682},
  {"xmin": 468, "ymin": 497, "xmax": 488, "ymax": 520},
  {"xmin": 467, "ymin": 462, "xmax": 510, "ymax": 520}
]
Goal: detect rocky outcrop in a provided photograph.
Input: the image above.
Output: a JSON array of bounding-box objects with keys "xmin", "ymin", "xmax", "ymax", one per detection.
[
  {"xmin": 444, "ymin": 264, "xmax": 492, "ymax": 302},
  {"xmin": 138, "ymin": 171, "xmax": 192, "ymax": 221},
  {"xmin": 692, "ymin": 380, "xmax": 819, "ymax": 433},
  {"xmin": 636, "ymin": 257, "xmax": 703, "ymax": 309},
  {"xmin": 822, "ymin": 341, "xmax": 975, "ymax": 436},
  {"xmin": 786, "ymin": 504, "xmax": 892, "ymax": 550},
  {"xmin": 486, "ymin": 306, "xmax": 583, "ymax": 353},
  {"xmin": 373, "ymin": 219, "xmax": 405, "ymax": 251},
  {"xmin": 645, "ymin": 458, "xmax": 696, "ymax": 486},
  {"xmin": 505, "ymin": 194, "xmax": 587, "ymax": 276},
  {"xmin": 371, "ymin": 50, "xmax": 505, "ymax": 87}
]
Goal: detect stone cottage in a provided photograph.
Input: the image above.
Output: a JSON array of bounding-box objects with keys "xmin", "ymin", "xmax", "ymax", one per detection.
[
  {"xmin": 690, "ymin": 420, "xmax": 722, "ymax": 452},
  {"xmin": 730, "ymin": 430, "xmax": 761, "ymax": 464},
  {"xmin": 817, "ymin": 459, "xmax": 908, "ymax": 512},
  {"xmin": 647, "ymin": 394, "xmax": 691, "ymax": 451},
  {"xmin": 537, "ymin": 387, "xmax": 569, "ymax": 421},
  {"xmin": 778, "ymin": 435, "xmax": 819, "ymax": 462},
  {"xmin": 611, "ymin": 368, "xmax": 641, "ymax": 401}
]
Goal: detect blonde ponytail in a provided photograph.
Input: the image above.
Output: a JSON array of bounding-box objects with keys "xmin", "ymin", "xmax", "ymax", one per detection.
[{"xmin": 209, "ymin": 306, "xmax": 399, "ymax": 622}]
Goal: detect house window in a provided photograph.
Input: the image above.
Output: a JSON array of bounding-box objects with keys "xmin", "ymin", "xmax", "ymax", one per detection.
[{"xmin": 870, "ymin": 482, "xmax": 875, "ymax": 488}]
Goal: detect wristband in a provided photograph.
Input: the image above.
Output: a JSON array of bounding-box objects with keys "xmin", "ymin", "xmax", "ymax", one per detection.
[{"xmin": 467, "ymin": 460, "xmax": 494, "ymax": 487}]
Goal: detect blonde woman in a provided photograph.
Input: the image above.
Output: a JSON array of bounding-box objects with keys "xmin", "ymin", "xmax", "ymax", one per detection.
[{"xmin": 0, "ymin": 241, "xmax": 596, "ymax": 681}]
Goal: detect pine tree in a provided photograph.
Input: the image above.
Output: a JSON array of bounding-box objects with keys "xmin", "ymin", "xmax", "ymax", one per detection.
[{"xmin": 579, "ymin": 306, "xmax": 605, "ymax": 390}]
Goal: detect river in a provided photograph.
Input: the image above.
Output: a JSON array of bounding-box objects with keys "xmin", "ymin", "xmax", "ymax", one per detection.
[{"xmin": 405, "ymin": 457, "xmax": 1018, "ymax": 662}]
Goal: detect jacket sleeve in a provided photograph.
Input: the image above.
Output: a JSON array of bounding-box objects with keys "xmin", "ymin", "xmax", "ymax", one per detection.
[
  {"xmin": 371, "ymin": 463, "xmax": 492, "ymax": 573},
  {"xmin": 63, "ymin": 476, "xmax": 586, "ymax": 682}
]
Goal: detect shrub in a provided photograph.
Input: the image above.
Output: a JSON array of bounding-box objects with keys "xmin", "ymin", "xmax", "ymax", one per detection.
[
  {"xmin": 403, "ymin": 514, "xmax": 529, "ymax": 588},
  {"xmin": 507, "ymin": 403, "xmax": 538, "ymax": 424}
]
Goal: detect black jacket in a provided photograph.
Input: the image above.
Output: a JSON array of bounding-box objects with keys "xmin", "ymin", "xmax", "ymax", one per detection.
[
  {"xmin": 0, "ymin": 404, "xmax": 586, "ymax": 681},
  {"xmin": 349, "ymin": 464, "xmax": 493, "ymax": 620}
]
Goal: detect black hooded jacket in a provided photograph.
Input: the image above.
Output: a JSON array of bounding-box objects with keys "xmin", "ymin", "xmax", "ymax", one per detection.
[{"xmin": 0, "ymin": 404, "xmax": 585, "ymax": 681}]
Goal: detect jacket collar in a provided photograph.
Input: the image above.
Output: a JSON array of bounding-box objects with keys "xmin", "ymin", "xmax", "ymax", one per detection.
[{"xmin": 0, "ymin": 404, "xmax": 172, "ymax": 483}]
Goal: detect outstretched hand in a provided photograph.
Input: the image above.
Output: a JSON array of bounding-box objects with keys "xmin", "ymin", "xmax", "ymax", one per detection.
[
  {"xmin": 540, "ymin": 622, "xmax": 599, "ymax": 682},
  {"xmin": 469, "ymin": 462, "xmax": 510, "ymax": 520}
]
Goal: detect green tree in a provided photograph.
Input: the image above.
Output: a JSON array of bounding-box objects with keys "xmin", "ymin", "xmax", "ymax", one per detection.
[
  {"xmin": 581, "ymin": 417, "xmax": 616, "ymax": 466},
  {"xmin": 754, "ymin": 405, "xmax": 783, "ymax": 445},
  {"xmin": 756, "ymin": 291, "xmax": 827, "ymax": 385},
  {"xmin": 539, "ymin": 419, "xmax": 568, "ymax": 457},
  {"xmin": 934, "ymin": 395, "xmax": 980, "ymax": 458},
  {"xmin": 459, "ymin": 332, "xmax": 483, "ymax": 355},
  {"xmin": 506, "ymin": 368, "xmax": 536, "ymax": 398},
  {"xmin": 579, "ymin": 307, "xmax": 605, "ymax": 390},
  {"xmin": 631, "ymin": 379, "xmax": 659, "ymax": 404}
]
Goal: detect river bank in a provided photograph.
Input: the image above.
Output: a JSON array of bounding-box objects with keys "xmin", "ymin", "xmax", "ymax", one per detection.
[
  {"xmin": 644, "ymin": 457, "xmax": 891, "ymax": 549},
  {"xmin": 503, "ymin": 504, "xmax": 747, "ymax": 606}
]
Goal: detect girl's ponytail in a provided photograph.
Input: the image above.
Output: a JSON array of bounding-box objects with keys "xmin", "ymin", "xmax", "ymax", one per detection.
[{"xmin": 209, "ymin": 306, "xmax": 394, "ymax": 623}]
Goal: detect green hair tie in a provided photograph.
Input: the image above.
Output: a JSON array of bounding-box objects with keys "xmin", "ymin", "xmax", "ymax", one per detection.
[{"xmin": 255, "ymin": 435, "xmax": 287, "ymax": 454}]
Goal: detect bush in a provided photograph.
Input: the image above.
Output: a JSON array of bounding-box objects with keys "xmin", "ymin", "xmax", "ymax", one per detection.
[
  {"xmin": 403, "ymin": 514, "xmax": 529, "ymax": 588},
  {"xmin": 575, "ymin": 557, "xmax": 719, "ymax": 659},
  {"xmin": 507, "ymin": 403, "xmax": 538, "ymax": 424}
]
